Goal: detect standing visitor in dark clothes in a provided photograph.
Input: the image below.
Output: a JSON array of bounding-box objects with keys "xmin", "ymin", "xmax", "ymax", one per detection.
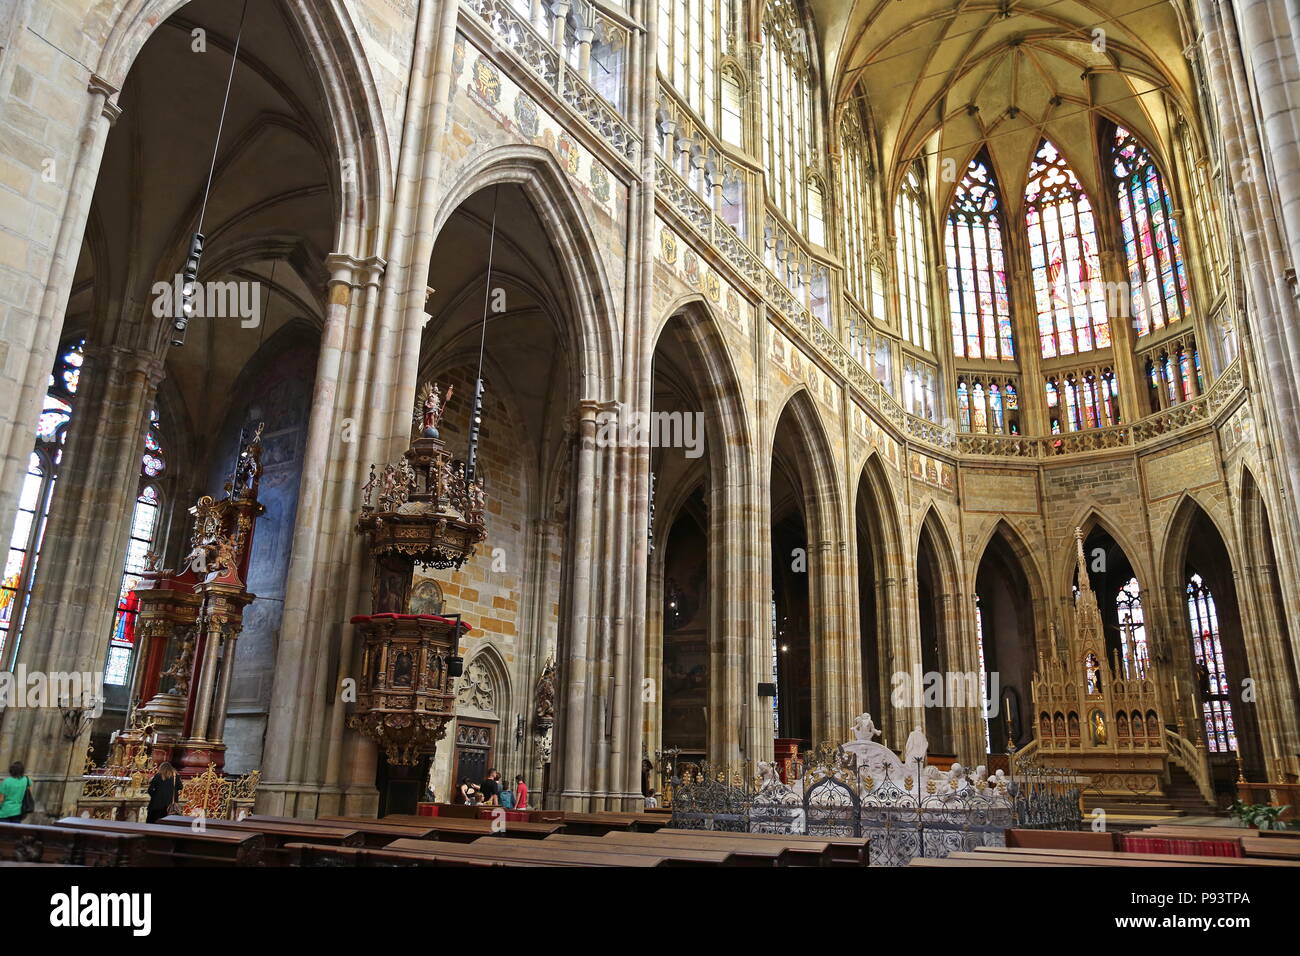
[{"xmin": 146, "ymin": 762, "xmax": 183, "ymax": 823}]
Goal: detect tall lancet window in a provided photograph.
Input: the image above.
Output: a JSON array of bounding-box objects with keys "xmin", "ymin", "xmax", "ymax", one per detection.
[
  {"xmin": 1111, "ymin": 125, "xmax": 1190, "ymax": 336},
  {"xmin": 1025, "ymin": 140, "xmax": 1109, "ymax": 358},
  {"xmin": 760, "ymin": 0, "xmax": 817, "ymax": 233},
  {"xmin": 946, "ymin": 154, "xmax": 1014, "ymax": 361},
  {"xmin": 1, "ymin": 338, "xmax": 83, "ymax": 663},
  {"xmin": 106, "ymin": 407, "xmax": 167, "ymax": 686},
  {"xmin": 658, "ymin": 0, "xmax": 722, "ymax": 131},
  {"xmin": 1186, "ymin": 572, "xmax": 1235, "ymax": 753},
  {"xmin": 896, "ymin": 166, "xmax": 932, "ymax": 350},
  {"xmin": 1116, "ymin": 576, "xmax": 1148, "ymax": 679}
]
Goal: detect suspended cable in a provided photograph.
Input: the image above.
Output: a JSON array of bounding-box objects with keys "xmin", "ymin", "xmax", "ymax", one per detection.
[
  {"xmin": 466, "ymin": 185, "xmax": 501, "ymax": 486},
  {"xmin": 173, "ymin": 0, "xmax": 251, "ymax": 347}
]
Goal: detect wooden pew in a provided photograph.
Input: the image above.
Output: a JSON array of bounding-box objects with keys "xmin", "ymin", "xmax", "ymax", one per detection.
[
  {"xmin": 159, "ymin": 815, "xmax": 364, "ymax": 864},
  {"xmin": 970, "ymin": 846, "xmax": 1298, "ymax": 867},
  {"xmin": 537, "ymin": 833, "xmax": 751, "ymax": 866},
  {"xmin": 284, "ymin": 843, "xmax": 548, "ymax": 867},
  {"xmin": 0, "ymin": 822, "xmax": 147, "ymax": 866},
  {"xmin": 908, "ymin": 856, "xmax": 1073, "ymax": 867},
  {"xmin": 658, "ymin": 827, "xmax": 869, "ymax": 866},
  {"xmin": 384, "ymin": 836, "xmax": 666, "ymax": 867},
  {"xmin": 325, "ymin": 814, "xmax": 563, "ymax": 842},
  {"xmin": 1005, "ymin": 828, "xmax": 1119, "ymax": 852},
  {"xmin": 1242, "ymin": 836, "xmax": 1300, "ymax": 860},
  {"xmin": 54, "ymin": 816, "xmax": 264, "ymax": 866},
  {"xmin": 243, "ymin": 814, "xmax": 441, "ymax": 847},
  {"xmin": 949, "ymin": 849, "xmax": 1196, "ymax": 867},
  {"xmin": 541, "ymin": 812, "xmax": 639, "ymax": 836},
  {"xmin": 570, "ymin": 811, "xmax": 669, "ymax": 833},
  {"xmin": 594, "ymin": 830, "xmax": 829, "ymax": 866},
  {"xmin": 1126, "ymin": 824, "xmax": 1300, "ymax": 859}
]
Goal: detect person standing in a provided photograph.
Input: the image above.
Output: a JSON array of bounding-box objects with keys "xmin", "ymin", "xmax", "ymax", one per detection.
[
  {"xmin": 513, "ymin": 774, "xmax": 528, "ymax": 810},
  {"xmin": 146, "ymin": 762, "xmax": 183, "ymax": 824},
  {"xmin": 479, "ymin": 768, "xmax": 501, "ymax": 806},
  {"xmin": 0, "ymin": 763, "xmax": 33, "ymax": 823}
]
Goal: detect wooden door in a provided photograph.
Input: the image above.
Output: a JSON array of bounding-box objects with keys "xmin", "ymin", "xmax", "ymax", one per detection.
[{"xmin": 453, "ymin": 720, "xmax": 495, "ymax": 798}]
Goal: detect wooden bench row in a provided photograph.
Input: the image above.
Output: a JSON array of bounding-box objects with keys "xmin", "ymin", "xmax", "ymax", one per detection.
[
  {"xmin": 2, "ymin": 812, "xmax": 870, "ymax": 868},
  {"xmin": 912, "ymin": 826, "xmax": 1300, "ymax": 867}
]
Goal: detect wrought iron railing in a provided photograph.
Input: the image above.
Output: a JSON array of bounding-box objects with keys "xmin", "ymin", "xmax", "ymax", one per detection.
[{"xmin": 667, "ymin": 753, "xmax": 1081, "ymax": 866}]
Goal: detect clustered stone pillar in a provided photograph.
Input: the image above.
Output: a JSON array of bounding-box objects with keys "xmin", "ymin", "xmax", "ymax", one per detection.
[{"xmin": 0, "ymin": 343, "xmax": 162, "ymax": 814}]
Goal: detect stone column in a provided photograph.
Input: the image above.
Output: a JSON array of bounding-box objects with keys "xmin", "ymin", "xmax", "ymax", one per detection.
[
  {"xmin": 556, "ymin": 403, "xmax": 601, "ymax": 809},
  {"xmin": 257, "ymin": 252, "xmax": 386, "ymax": 817},
  {"xmin": 1197, "ymin": 0, "xmax": 1300, "ymax": 562},
  {"xmin": 0, "ymin": 342, "xmax": 163, "ymax": 813},
  {"xmin": 0, "ymin": 76, "xmax": 122, "ymax": 552}
]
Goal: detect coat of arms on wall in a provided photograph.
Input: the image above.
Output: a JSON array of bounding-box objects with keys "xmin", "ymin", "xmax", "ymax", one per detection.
[
  {"xmin": 704, "ymin": 270, "xmax": 720, "ymax": 303},
  {"xmin": 557, "ymin": 135, "xmax": 580, "ymax": 174},
  {"xmin": 472, "ymin": 56, "xmax": 501, "ymax": 107},
  {"xmin": 452, "ymin": 36, "xmax": 466, "ymax": 81},
  {"xmin": 514, "ymin": 92, "xmax": 540, "ymax": 139},
  {"xmin": 684, "ymin": 250, "xmax": 700, "ymax": 286},
  {"xmin": 590, "ymin": 162, "xmax": 610, "ymax": 204},
  {"xmin": 659, "ymin": 227, "xmax": 678, "ymax": 266}
]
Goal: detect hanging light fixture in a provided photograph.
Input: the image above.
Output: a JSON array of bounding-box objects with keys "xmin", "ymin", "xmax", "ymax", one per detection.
[
  {"xmin": 173, "ymin": 0, "xmax": 251, "ymax": 347},
  {"xmin": 466, "ymin": 186, "xmax": 500, "ymax": 486}
]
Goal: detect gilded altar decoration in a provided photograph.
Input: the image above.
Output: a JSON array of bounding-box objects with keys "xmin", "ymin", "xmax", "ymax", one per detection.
[
  {"xmin": 78, "ymin": 424, "xmax": 267, "ymax": 819},
  {"xmin": 1028, "ymin": 528, "xmax": 1210, "ymax": 800},
  {"xmin": 347, "ymin": 381, "xmax": 490, "ymax": 765}
]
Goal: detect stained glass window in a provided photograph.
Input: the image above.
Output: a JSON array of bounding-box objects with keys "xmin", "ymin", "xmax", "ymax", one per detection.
[
  {"xmin": 1, "ymin": 339, "xmax": 83, "ymax": 664},
  {"xmin": 1116, "ymin": 577, "xmax": 1148, "ymax": 679},
  {"xmin": 1187, "ymin": 572, "xmax": 1235, "ymax": 753},
  {"xmin": 761, "ymin": 0, "xmax": 817, "ymax": 232},
  {"xmin": 1045, "ymin": 370, "xmax": 1119, "ymax": 433},
  {"xmin": 1111, "ymin": 125, "xmax": 1189, "ymax": 336},
  {"xmin": 956, "ymin": 377, "xmax": 1016, "ymax": 435},
  {"xmin": 946, "ymin": 154, "xmax": 1014, "ymax": 360},
  {"xmin": 106, "ymin": 408, "xmax": 166, "ymax": 686},
  {"xmin": 896, "ymin": 166, "xmax": 932, "ymax": 350},
  {"xmin": 1025, "ymin": 140, "xmax": 1109, "ymax": 358}
]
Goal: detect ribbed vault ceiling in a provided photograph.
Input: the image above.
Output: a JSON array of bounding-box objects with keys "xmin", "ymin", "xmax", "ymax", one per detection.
[{"xmin": 811, "ymin": 0, "xmax": 1196, "ymax": 210}]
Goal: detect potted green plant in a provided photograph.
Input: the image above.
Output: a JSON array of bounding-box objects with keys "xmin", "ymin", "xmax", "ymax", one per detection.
[{"xmin": 1227, "ymin": 799, "xmax": 1293, "ymax": 830}]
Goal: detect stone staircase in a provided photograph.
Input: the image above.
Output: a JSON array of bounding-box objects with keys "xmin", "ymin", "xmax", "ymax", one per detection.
[{"xmin": 1081, "ymin": 766, "xmax": 1220, "ymax": 828}]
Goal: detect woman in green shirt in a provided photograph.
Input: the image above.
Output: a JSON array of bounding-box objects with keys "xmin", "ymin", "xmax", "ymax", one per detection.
[{"xmin": 0, "ymin": 762, "xmax": 32, "ymax": 823}]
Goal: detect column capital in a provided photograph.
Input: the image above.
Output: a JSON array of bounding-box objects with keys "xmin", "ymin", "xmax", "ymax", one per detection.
[
  {"xmin": 325, "ymin": 253, "xmax": 386, "ymax": 288},
  {"xmin": 82, "ymin": 342, "xmax": 166, "ymax": 388},
  {"xmin": 87, "ymin": 74, "xmax": 122, "ymax": 125}
]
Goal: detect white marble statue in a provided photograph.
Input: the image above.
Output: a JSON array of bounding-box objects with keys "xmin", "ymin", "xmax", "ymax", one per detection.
[
  {"xmin": 902, "ymin": 725, "xmax": 928, "ymax": 768},
  {"xmin": 851, "ymin": 712, "xmax": 881, "ymax": 741},
  {"xmin": 842, "ymin": 713, "xmax": 906, "ymax": 785}
]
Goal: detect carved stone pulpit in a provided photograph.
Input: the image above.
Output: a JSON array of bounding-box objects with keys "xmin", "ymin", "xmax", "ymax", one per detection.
[{"xmin": 348, "ymin": 382, "xmax": 488, "ymax": 765}]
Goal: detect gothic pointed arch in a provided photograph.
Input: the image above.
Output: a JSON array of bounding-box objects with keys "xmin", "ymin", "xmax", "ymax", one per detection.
[
  {"xmin": 427, "ymin": 147, "xmax": 621, "ymax": 401},
  {"xmin": 972, "ymin": 518, "xmax": 1043, "ymax": 751},
  {"xmin": 457, "ymin": 643, "xmax": 513, "ymax": 724},
  {"xmin": 97, "ymin": 0, "xmax": 390, "ymax": 256}
]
